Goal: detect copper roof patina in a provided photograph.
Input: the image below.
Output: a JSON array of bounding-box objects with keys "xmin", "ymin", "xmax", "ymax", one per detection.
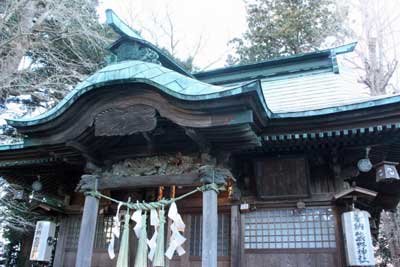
[{"xmin": 3, "ymin": 9, "xmax": 400, "ymax": 146}]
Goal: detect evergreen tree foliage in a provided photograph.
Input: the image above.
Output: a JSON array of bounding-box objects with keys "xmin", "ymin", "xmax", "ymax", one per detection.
[{"xmin": 229, "ymin": 0, "xmax": 349, "ymax": 64}]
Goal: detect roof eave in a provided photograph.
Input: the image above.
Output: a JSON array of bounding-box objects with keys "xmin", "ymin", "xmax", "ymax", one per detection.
[{"xmin": 194, "ymin": 42, "xmax": 357, "ymax": 80}]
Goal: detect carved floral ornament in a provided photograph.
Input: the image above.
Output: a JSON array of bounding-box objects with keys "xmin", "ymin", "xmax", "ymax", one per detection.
[
  {"xmin": 76, "ymin": 153, "xmax": 233, "ymax": 193},
  {"xmin": 94, "ymin": 104, "xmax": 157, "ymax": 137},
  {"xmin": 105, "ymin": 153, "xmax": 206, "ymax": 177}
]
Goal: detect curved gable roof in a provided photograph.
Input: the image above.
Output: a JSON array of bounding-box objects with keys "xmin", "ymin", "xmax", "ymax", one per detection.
[
  {"xmin": 7, "ymin": 60, "xmax": 268, "ymax": 128},
  {"xmin": 7, "ymin": 59, "xmax": 400, "ymax": 129},
  {"xmin": 3, "ymin": 9, "xmax": 400, "ymax": 133}
]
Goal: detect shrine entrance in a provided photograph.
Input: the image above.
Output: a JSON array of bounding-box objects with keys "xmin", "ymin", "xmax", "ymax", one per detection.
[
  {"xmin": 56, "ymin": 152, "xmax": 235, "ymax": 267},
  {"xmin": 3, "ymin": 9, "xmax": 400, "ymax": 267},
  {"xmin": 58, "ymin": 192, "xmax": 232, "ymax": 267}
]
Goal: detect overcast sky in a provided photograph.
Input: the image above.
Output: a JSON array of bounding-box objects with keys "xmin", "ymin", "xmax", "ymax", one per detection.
[{"xmin": 98, "ymin": 0, "xmax": 247, "ymax": 70}]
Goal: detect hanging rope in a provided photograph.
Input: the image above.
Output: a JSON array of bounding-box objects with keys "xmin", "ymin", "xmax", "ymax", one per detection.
[
  {"xmin": 87, "ymin": 182, "xmax": 223, "ymax": 267},
  {"xmin": 85, "ymin": 183, "xmax": 223, "ymax": 210},
  {"xmin": 153, "ymin": 208, "xmax": 166, "ymax": 266}
]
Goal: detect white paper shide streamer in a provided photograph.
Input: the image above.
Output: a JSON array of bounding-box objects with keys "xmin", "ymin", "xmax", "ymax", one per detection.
[
  {"xmin": 165, "ymin": 202, "xmax": 186, "ymax": 259},
  {"xmin": 108, "ymin": 202, "xmax": 123, "ymax": 259},
  {"xmin": 131, "ymin": 209, "xmax": 143, "ymax": 238},
  {"xmin": 147, "ymin": 209, "xmax": 159, "ymax": 261}
]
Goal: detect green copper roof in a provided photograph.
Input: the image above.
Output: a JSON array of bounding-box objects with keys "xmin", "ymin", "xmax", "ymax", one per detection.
[
  {"xmin": 7, "ymin": 58, "xmax": 400, "ymax": 128},
  {"xmin": 194, "ymin": 43, "xmax": 357, "ymax": 84},
  {"xmin": 105, "ymin": 9, "xmax": 193, "ymax": 78},
  {"xmin": 106, "ymin": 9, "xmax": 143, "ymax": 40},
  {"xmin": 7, "ymin": 60, "xmax": 268, "ymax": 127},
  {"xmin": 272, "ymin": 94, "xmax": 400, "ymax": 118}
]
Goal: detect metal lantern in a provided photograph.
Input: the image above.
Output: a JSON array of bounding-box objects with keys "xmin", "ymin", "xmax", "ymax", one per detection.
[
  {"xmin": 32, "ymin": 179, "xmax": 43, "ymax": 192},
  {"xmin": 375, "ymin": 161, "xmax": 400, "ymax": 182},
  {"xmin": 357, "ymin": 147, "xmax": 372, "ymax": 172}
]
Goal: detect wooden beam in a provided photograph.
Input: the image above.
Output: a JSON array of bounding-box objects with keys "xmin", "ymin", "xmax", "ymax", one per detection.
[
  {"xmin": 75, "ymin": 195, "xmax": 99, "ymax": 267},
  {"xmin": 202, "ymin": 189, "xmax": 218, "ymax": 267},
  {"xmin": 100, "ymin": 173, "xmax": 200, "ymax": 189},
  {"xmin": 78, "ymin": 173, "xmax": 200, "ymax": 191}
]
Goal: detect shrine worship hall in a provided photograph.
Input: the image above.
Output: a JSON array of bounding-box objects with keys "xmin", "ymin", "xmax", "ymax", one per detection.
[{"xmin": 1, "ymin": 9, "xmax": 400, "ymax": 267}]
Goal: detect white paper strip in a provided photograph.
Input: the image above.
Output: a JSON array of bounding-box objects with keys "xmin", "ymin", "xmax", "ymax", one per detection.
[
  {"xmin": 165, "ymin": 202, "xmax": 186, "ymax": 259},
  {"xmin": 150, "ymin": 208, "xmax": 159, "ymax": 226},
  {"xmin": 165, "ymin": 231, "xmax": 186, "ymax": 259},
  {"xmin": 107, "ymin": 202, "xmax": 123, "ymax": 259},
  {"xmin": 168, "ymin": 202, "xmax": 185, "ymax": 232},
  {"xmin": 176, "ymin": 246, "xmax": 185, "ymax": 256},
  {"xmin": 148, "ymin": 209, "xmax": 159, "ymax": 261},
  {"xmin": 131, "ymin": 209, "xmax": 143, "ymax": 238},
  {"xmin": 108, "ymin": 235, "xmax": 116, "ymax": 259}
]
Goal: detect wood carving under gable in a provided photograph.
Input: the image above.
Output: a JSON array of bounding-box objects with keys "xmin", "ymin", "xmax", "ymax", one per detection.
[{"xmin": 94, "ymin": 104, "xmax": 157, "ymax": 136}]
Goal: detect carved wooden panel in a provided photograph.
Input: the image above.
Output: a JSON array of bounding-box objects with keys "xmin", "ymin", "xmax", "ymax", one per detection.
[
  {"xmin": 254, "ymin": 157, "xmax": 310, "ymax": 199},
  {"xmin": 94, "ymin": 104, "xmax": 157, "ymax": 136}
]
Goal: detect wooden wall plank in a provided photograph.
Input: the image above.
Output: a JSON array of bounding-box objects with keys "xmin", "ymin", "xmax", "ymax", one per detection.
[
  {"xmin": 181, "ymin": 214, "xmax": 191, "ymax": 267},
  {"xmin": 254, "ymin": 157, "xmax": 310, "ymax": 199}
]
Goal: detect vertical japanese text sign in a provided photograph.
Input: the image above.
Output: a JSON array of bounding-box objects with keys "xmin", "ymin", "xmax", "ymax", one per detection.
[
  {"xmin": 342, "ymin": 211, "xmax": 375, "ymax": 266},
  {"xmin": 30, "ymin": 221, "xmax": 56, "ymax": 262}
]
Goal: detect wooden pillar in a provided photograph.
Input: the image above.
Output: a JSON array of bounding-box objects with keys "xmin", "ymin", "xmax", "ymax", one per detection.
[
  {"xmin": 230, "ymin": 205, "xmax": 240, "ymax": 267},
  {"xmin": 75, "ymin": 195, "xmax": 99, "ymax": 267},
  {"xmin": 202, "ymin": 189, "xmax": 218, "ymax": 267}
]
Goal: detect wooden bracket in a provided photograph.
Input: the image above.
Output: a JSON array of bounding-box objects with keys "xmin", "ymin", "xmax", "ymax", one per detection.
[
  {"xmin": 142, "ymin": 132, "xmax": 154, "ymax": 149},
  {"xmin": 184, "ymin": 128, "xmax": 210, "ymax": 152},
  {"xmin": 66, "ymin": 141, "xmax": 103, "ymax": 166}
]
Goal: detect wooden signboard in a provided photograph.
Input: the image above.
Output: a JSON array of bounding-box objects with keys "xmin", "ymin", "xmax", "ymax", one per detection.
[
  {"xmin": 254, "ymin": 157, "xmax": 310, "ymax": 199},
  {"xmin": 30, "ymin": 221, "xmax": 56, "ymax": 262},
  {"xmin": 342, "ymin": 210, "xmax": 375, "ymax": 266}
]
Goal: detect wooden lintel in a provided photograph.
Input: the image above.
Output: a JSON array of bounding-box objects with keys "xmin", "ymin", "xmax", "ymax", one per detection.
[{"xmin": 96, "ymin": 173, "xmax": 200, "ymax": 190}]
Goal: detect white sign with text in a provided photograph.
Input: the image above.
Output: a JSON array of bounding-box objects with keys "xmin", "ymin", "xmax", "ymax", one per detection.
[
  {"xmin": 30, "ymin": 221, "xmax": 56, "ymax": 262},
  {"xmin": 342, "ymin": 210, "xmax": 375, "ymax": 266}
]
